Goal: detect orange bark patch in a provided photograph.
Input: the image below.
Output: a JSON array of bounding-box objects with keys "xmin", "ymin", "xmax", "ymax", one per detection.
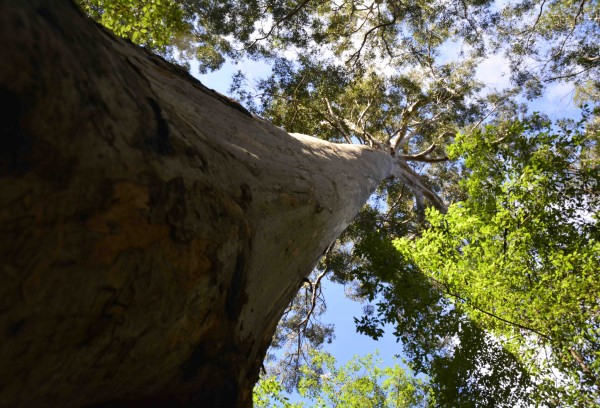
[
  {"xmin": 169, "ymin": 239, "xmax": 213, "ymax": 291},
  {"xmin": 87, "ymin": 181, "xmax": 170, "ymax": 264},
  {"xmin": 278, "ymin": 192, "xmax": 301, "ymax": 207}
]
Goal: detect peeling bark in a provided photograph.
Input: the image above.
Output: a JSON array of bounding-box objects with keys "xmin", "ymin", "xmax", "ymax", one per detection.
[{"xmin": 0, "ymin": 1, "xmax": 392, "ymax": 406}]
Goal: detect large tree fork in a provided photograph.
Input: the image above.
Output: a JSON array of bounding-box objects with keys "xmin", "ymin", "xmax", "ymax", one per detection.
[{"xmin": 0, "ymin": 1, "xmax": 392, "ymax": 406}]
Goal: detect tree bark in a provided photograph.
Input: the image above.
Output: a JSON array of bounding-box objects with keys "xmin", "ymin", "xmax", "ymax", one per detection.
[{"xmin": 0, "ymin": 1, "xmax": 392, "ymax": 406}]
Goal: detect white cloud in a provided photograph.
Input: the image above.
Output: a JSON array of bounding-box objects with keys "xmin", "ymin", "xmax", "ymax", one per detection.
[{"xmin": 475, "ymin": 53, "xmax": 511, "ymax": 91}]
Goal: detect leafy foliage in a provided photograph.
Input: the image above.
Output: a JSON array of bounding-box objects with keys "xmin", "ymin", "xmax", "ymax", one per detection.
[
  {"xmin": 77, "ymin": 0, "xmax": 600, "ymax": 98},
  {"xmin": 77, "ymin": 0, "xmax": 261, "ymax": 71},
  {"xmin": 395, "ymin": 114, "xmax": 600, "ymax": 405},
  {"xmin": 255, "ymin": 350, "xmax": 434, "ymax": 407},
  {"xmin": 77, "ymin": 0, "xmax": 190, "ymax": 59},
  {"xmin": 323, "ymin": 204, "xmax": 534, "ymax": 407}
]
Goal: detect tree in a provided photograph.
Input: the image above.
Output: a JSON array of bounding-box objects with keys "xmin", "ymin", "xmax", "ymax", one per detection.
[
  {"xmin": 0, "ymin": 1, "xmax": 392, "ymax": 406},
  {"xmin": 395, "ymin": 114, "xmax": 600, "ymax": 405},
  {"xmin": 2, "ymin": 0, "xmax": 598, "ymax": 406},
  {"xmin": 254, "ymin": 351, "xmax": 434, "ymax": 407}
]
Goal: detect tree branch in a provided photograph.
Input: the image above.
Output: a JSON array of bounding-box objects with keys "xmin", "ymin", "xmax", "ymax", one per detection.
[
  {"xmin": 400, "ymin": 155, "xmax": 449, "ymax": 163},
  {"xmin": 391, "ymin": 159, "xmax": 447, "ymax": 214},
  {"xmin": 324, "ymin": 98, "xmax": 353, "ymax": 144},
  {"xmin": 397, "ymin": 143, "xmax": 449, "ymax": 163},
  {"xmin": 428, "ymin": 275, "xmax": 599, "ymax": 386},
  {"xmin": 541, "ymin": 0, "xmax": 587, "ymax": 77},
  {"xmin": 390, "ymin": 99, "xmax": 423, "ymax": 153},
  {"xmin": 568, "ymin": 348, "xmax": 599, "ymax": 387},
  {"xmin": 427, "ymin": 275, "xmax": 553, "ymax": 341},
  {"xmin": 341, "ymin": 116, "xmax": 386, "ymax": 150},
  {"xmin": 467, "ymin": 97, "xmax": 505, "ymax": 134},
  {"xmin": 347, "ymin": 16, "xmax": 397, "ymax": 64},
  {"xmin": 296, "ymin": 270, "xmax": 329, "ymax": 329},
  {"xmin": 246, "ymin": 0, "xmax": 312, "ymax": 49},
  {"xmin": 523, "ymin": 0, "xmax": 547, "ymax": 50}
]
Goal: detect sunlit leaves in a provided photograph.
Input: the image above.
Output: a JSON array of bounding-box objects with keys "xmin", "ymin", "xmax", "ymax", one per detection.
[
  {"xmin": 396, "ymin": 114, "xmax": 600, "ymax": 405},
  {"xmin": 321, "ymin": 202, "xmax": 532, "ymax": 406},
  {"xmin": 77, "ymin": 0, "xmax": 259, "ymax": 71},
  {"xmin": 77, "ymin": 0, "xmax": 189, "ymax": 53},
  {"xmin": 254, "ymin": 350, "xmax": 434, "ymax": 407}
]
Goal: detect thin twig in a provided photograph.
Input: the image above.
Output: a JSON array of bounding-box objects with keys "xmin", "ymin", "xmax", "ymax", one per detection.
[
  {"xmin": 347, "ymin": 17, "xmax": 397, "ymax": 64},
  {"xmin": 245, "ymin": 0, "xmax": 312, "ymax": 49},
  {"xmin": 523, "ymin": 0, "xmax": 547, "ymax": 51},
  {"xmin": 296, "ymin": 270, "xmax": 329, "ymax": 329},
  {"xmin": 467, "ymin": 97, "xmax": 505, "ymax": 134}
]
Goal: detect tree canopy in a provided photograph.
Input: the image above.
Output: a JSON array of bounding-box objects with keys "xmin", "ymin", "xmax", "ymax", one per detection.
[
  {"xmin": 76, "ymin": 0, "xmax": 600, "ymax": 405},
  {"xmin": 254, "ymin": 351, "xmax": 434, "ymax": 407},
  {"xmin": 395, "ymin": 113, "xmax": 599, "ymax": 405}
]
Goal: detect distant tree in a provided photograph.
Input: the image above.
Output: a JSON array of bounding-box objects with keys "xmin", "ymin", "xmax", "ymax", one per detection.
[
  {"xmin": 396, "ymin": 114, "xmax": 600, "ymax": 405},
  {"xmin": 255, "ymin": 350, "xmax": 434, "ymax": 407}
]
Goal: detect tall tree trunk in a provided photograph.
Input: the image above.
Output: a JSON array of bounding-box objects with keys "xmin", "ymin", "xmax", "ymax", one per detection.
[{"xmin": 0, "ymin": 1, "xmax": 392, "ymax": 406}]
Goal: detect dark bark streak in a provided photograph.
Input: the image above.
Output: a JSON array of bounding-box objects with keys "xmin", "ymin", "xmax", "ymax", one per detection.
[
  {"xmin": 0, "ymin": 87, "xmax": 32, "ymax": 175},
  {"xmin": 146, "ymin": 97, "xmax": 173, "ymax": 155},
  {"xmin": 226, "ymin": 249, "xmax": 250, "ymax": 321},
  {"xmin": 149, "ymin": 177, "xmax": 192, "ymax": 243}
]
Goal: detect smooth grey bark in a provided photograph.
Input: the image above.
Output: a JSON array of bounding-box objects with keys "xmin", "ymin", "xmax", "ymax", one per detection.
[{"xmin": 0, "ymin": 1, "xmax": 392, "ymax": 406}]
